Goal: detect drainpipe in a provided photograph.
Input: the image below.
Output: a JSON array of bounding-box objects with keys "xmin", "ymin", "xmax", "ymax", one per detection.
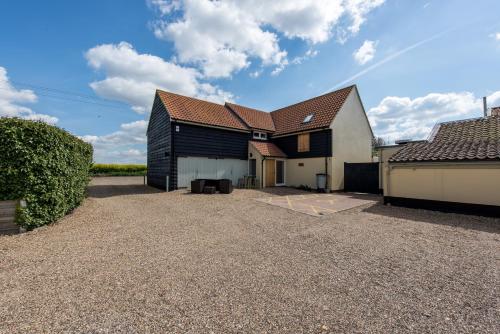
[
  {"xmin": 384, "ymin": 164, "xmax": 391, "ymax": 205},
  {"xmin": 261, "ymin": 157, "xmax": 266, "ymax": 188},
  {"xmin": 324, "ymin": 157, "xmax": 328, "ymax": 192}
]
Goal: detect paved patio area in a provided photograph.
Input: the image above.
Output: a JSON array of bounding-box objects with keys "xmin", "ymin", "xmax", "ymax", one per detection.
[{"xmin": 255, "ymin": 192, "xmax": 380, "ymax": 216}]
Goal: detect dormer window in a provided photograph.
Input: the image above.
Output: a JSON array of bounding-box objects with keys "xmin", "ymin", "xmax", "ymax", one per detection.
[
  {"xmin": 303, "ymin": 114, "xmax": 314, "ymax": 123},
  {"xmin": 253, "ymin": 131, "xmax": 267, "ymax": 140}
]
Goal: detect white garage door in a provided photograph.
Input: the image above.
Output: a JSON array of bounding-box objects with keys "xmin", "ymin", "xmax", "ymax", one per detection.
[{"xmin": 177, "ymin": 157, "xmax": 247, "ymax": 188}]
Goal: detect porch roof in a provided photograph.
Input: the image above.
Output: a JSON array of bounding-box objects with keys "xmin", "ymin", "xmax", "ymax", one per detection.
[{"xmin": 249, "ymin": 141, "xmax": 287, "ymax": 158}]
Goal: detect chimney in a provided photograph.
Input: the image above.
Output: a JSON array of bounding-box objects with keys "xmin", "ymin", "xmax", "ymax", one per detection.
[
  {"xmin": 483, "ymin": 96, "xmax": 488, "ymax": 117},
  {"xmin": 491, "ymin": 107, "xmax": 500, "ymax": 117}
]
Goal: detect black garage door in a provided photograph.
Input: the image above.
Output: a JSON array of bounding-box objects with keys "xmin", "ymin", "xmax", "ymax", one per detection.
[{"xmin": 344, "ymin": 162, "xmax": 380, "ymax": 194}]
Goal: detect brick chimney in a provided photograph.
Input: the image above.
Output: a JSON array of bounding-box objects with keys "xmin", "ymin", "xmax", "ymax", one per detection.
[{"xmin": 491, "ymin": 107, "xmax": 500, "ymax": 117}]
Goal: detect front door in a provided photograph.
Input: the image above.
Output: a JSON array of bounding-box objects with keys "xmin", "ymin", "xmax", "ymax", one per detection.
[{"xmin": 265, "ymin": 159, "xmax": 275, "ymax": 187}]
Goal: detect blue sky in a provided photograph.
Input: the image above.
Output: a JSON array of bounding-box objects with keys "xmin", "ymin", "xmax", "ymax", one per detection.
[{"xmin": 1, "ymin": 0, "xmax": 499, "ymax": 163}]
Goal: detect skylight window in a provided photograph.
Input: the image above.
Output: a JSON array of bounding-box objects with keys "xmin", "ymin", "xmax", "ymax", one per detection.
[{"xmin": 303, "ymin": 114, "xmax": 314, "ymax": 123}]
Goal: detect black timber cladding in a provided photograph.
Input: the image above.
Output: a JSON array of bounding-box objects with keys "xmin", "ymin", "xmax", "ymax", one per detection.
[
  {"xmin": 271, "ymin": 129, "xmax": 332, "ymax": 158},
  {"xmin": 147, "ymin": 94, "xmax": 173, "ymax": 190},
  {"xmin": 173, "ymin": 122, "xmax": 250, "ymax": 159},
  {"xmin": 171, "ymin": 122, "xmax": 251, "ymax": 189}
]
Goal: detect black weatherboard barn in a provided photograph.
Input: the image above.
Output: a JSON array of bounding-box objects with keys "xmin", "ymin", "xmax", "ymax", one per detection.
[{"xmin": 147, "ymin": 91, "xmax": 250, "ymax": 190}]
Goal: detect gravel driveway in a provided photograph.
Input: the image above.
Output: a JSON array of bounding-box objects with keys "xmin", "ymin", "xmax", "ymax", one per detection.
[{"xmin": 1, "ymin": 177, "xmax": 499, "ymax": 333}]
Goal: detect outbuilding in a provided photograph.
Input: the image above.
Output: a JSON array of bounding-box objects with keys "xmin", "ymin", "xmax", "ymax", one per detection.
[{"xmin": 383, "ymin": 115, "xmax": 500, "ymax": 216}]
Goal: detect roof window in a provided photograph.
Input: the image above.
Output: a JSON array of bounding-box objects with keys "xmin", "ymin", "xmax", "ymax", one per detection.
[{"xmin": 303, "ymin": 114, "xmax": 314, "ymax": 123}]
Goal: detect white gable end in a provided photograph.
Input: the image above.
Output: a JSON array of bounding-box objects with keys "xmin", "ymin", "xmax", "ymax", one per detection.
[{"xmin": 329, "ymin": 86, "xmax": 374, "ymax": 190}]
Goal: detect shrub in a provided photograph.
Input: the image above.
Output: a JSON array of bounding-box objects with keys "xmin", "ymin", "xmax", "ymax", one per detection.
[
  {"xmin": 0, "ymin": 118, "xmax": 93, "ymax": 229},
  {"xmin": 90, "ymin": 164, "xmax": 147, "ymax": 176}
]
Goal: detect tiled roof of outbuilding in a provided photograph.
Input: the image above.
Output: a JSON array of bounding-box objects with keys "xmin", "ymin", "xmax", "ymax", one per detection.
[
  {"xmin": 225, "ymin": 102, "xmax": 275, "ymax": 132},
  {"xmin": 390, "ymin": 116, "xmax": 500, "ymax": 162}
]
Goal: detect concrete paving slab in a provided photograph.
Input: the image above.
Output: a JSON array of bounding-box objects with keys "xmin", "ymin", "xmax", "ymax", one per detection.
[{"xmin": 255, "ymin": 192, "xmax": 380, "ymax": 216}]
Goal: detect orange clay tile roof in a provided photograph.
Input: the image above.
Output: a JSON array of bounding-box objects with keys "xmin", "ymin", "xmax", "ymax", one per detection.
[
  {"xmin": 225, "ymin": 102, "xmax": 275, "ymax": 132},
  {"xmin": 156, "ymin": 90, "xmax": 248, "ymax": 131},
  {"xmin": 390, "ymin": 116, "xmax": 500, "ymax": 162},
  {"xmin": 271, "ymin": 85, "xmax": 354, "ymax": 136},
  {"xmin": 250, "ymin": 141, "xmax": 287, "ymax": 158},
  {"xmin": 156, "ymin": 86, "xmax": 356, "ymax": 135}
]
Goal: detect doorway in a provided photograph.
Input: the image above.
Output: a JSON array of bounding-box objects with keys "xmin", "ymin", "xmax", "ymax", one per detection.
[
  {"xmin": 265, "ymin": 159, "xmax": 275, "ymax": 187},
  {"xmin": 265, "ymin": 159, "xmax": 286, "ymax": 187}
]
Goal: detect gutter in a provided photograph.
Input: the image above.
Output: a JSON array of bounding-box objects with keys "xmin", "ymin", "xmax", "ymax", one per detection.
[
  {"xmin": 271, "ymin": 127, "xmax": 330, "ymax": 138},
  {"xmin": 174, "ymin": 119, "xmax": 251, "ymax": 133},
  {"xmin": 388, "ymin": 160, "xmax": 500, "ymax": 168}
]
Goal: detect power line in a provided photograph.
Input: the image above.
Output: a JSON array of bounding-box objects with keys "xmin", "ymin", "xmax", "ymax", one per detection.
[
  {"xmin": 12, "ymin": 80, "xmax": 108, "ymax": 102},
  {"xmin": 0, "ymin": 85, "xmax": 131, "ymax": 111}
]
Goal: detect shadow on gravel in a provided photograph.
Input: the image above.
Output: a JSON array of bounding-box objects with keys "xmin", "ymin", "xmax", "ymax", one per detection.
[
  {"xmin": 363, "ymin": 203, "xmax": 500, "ymax": 234},
  {"xmin": 87, "ymin": 184, "xmax": 162, "ymax": 198}
]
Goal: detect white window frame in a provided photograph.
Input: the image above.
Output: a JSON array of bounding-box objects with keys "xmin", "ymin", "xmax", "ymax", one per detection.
[
  {"xmin": 275, "ymin": 159, "xmax": 286, "ymax": 186},
  {"xmin": 253, "ymin": 131, "xmax": 267, "ymax": 140}
]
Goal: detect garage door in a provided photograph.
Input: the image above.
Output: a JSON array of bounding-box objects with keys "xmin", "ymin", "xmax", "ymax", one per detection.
[{"xmin": 177, "ymin": 157, "xmax": 247, "ymax": 188}]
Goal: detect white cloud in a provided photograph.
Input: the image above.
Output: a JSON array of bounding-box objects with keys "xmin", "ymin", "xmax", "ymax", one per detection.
[
  {"xmin": 292, "ymin": 49, "xmax": 319, "ymax": 65},
  {"xmin": 488, "ymin": 91, "xmax": 500, "ymax": 106},
  {"xmin": 150, "ymin": 0, "xmax": 384, "ymax": 77},
  {"xmin": 271, "ymin": 49, "xmax": 319, "ymax": 76},
  {"xmin": 85, "ymin": 42, "xmax": 233, "ymax": 113},
  {"xmin": 496, "ymin": 32, "xmax": 500, "ymax": 41},
  {"xmin": 353, "ymin": 40, "xmax": 378, "ymax": 65},
  {"xmin": 368, "ymin": 91, "xmax": 500, "ymax": 143},
  {"xmin": 146, "ymin": 0, "xmax": 181, "ymax": 15},
  {"xmin": 0, "ymin": 66, "xmax": 58, "ymax": 124},
  {"xmin": 249, "ymin": 70, "xmax": 262, "ymax": 78},
  {"xmin": 343, "ymin": 0, "xmax": 385, "ymax": 35},
  {"xmin": 81, "ymin": 120, "xmax": 148, "ymax": 163}
]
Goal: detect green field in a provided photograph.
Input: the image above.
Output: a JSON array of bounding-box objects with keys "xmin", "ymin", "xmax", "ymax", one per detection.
[{"xmin": 90, "ymin": 164, "xmax": 147, "ymax": 176}]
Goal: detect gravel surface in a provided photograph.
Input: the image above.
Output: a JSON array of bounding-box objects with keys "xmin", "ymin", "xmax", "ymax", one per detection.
[{"xmin": 1, "ymin": 177, "xmax": 499, "ymax": 333}]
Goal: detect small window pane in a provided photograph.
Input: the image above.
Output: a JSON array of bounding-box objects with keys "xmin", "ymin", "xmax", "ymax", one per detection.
[
  {"xmin": 303, "ymin": 114, "xmax": 314, "ymax": 123},
  {"xmin": 276, "ymin": 160, "xmax": 285, "ymax": 184}
]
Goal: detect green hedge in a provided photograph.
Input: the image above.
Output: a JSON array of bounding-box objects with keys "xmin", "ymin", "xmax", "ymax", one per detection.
[
  {"xmin": 0, "ymin": 118, "xmax": 93, "ymax": 229},
  {"xmin": 90, "ymin": 164, "xmax": 146, "ymax": 176}
]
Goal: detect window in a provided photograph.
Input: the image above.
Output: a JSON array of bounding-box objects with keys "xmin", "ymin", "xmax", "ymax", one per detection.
[
  {"xmin": 253, "ymin": 131, "xmax": 267, "ymax": 140},
  {"xmin": 297, "ymin": 133, "xmax": 310, "ymax": 152},
  {"xmin": 303, "ymin": 114, "xmax": 314, "ymax": 123},
  {"xmin": 249, "ymin": 159, "xmax": 257, "ymax": 176},
  {"xmin": 276, "ymin": 160, "xmax": 285, "ymax": 185}
]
